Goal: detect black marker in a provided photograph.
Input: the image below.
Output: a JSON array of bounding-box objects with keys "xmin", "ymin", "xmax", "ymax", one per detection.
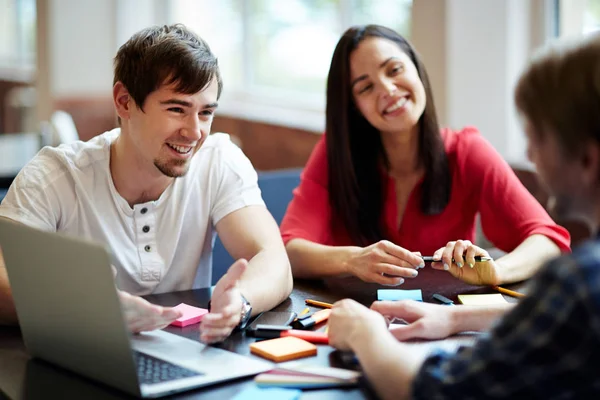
[{"xmin": 432, "ymin": 293, "xmax": 454, "ymax": 305}]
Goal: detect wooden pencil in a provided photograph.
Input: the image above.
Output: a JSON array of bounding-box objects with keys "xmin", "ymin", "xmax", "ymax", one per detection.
[
  {"xmin": 492, "ymin": 285, "xmax": 525, "ymax": 298},
  {"xmin": 305, "ymin": 299, "xmax": 334, "ymax": 309}
]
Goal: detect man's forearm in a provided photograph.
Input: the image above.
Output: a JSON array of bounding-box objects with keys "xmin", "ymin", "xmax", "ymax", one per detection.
[
  {"xmin": 495, "ymin": 234, "xmax": 561, "ymax": 284},
  {"xmin": 354, "ymin": 328, "xmax": 425, "ymax": 400},
  {"xmin": 286, "ymin": 238, "xmax": 359, "ymax": 279},
  {"xmin": 239, "ymin": 246, "xmax": 293, "ymax": 315},
  {"xmin": 450, "ymin": 303, "xmax": 514, "ymax": 333}
]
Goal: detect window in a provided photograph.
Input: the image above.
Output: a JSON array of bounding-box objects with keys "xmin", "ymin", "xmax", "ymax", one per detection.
[
  {"xmin": 168, "ymin": 0, "xmax": 412, "ymax": 129},
  {"xmin": 583, "ymin": 0, "xmax": 600, "ymax": 33},
  {"xmin": 558, "ymin": 0, "xmax": 600, "ymax": 37},
  {"xmin": 0, "ymin": 0, "xmax": 36, "ymax": 69},
  {"xmin": 169, "ymin": 0, "xmax": 245, "ymax": 91}
]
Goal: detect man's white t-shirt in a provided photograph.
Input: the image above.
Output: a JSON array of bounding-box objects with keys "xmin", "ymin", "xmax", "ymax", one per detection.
[{"xmin": 0, "ymin": 129, "xmax": 264, "ymax": 295}]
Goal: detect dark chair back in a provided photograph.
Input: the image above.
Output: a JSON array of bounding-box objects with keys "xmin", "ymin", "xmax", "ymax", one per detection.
[
  {"xmin": 211, "ymin": 168, "xmax": 302, "ymax": 284},
  {"xmin": 511, "ymin": 165, "xmax": 591, "ymax": 248}
]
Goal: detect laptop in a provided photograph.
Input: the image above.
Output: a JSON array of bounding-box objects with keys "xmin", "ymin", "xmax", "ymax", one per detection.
[{"xmin": 0, "ymin": 219, "xmax": 273, "ymax": 398}]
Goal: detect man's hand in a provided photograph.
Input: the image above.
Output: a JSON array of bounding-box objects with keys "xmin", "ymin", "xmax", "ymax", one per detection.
[
  {"xmin": 371, "ymin": 300, "xmax": 457, "ymax": 341},
  {"xmin": 430, "ymin": 240, "xmax": 500, "ymax": 285},
  {"xmin": 118, "ymin": 290, "xmax": 182, "ymax": 333},
  {"xmin": 200, "ymin": 259, "xmax": 247, "ymax": 343},
  {"xmin": 328, "ymin": 299, "xmax": 388, "ymax": 351}
]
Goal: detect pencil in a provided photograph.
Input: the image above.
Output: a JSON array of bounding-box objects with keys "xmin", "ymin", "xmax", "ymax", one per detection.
[
  {"xmin": 305, "ymin": 299, "xmax": 334, "ymax": 309},
  {"xmin": 293, "ymin": 307, "xmax": 311, "ymax": 322},
  {"xmin": 492, "ymin": 285, "xmax": 525, "ymax": 298}
]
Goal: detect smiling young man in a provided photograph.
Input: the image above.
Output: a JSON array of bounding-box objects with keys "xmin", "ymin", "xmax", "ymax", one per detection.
[
  {"xmin": 0, "ymin": 24, "xmax": 293, "ymax": 343},
  {"xmin": 327, "ymin": 34, "xmax": 600, "ymax": 399}
]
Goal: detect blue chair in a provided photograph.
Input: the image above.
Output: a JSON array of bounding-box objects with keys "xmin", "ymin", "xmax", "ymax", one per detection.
[
  {"xmin": 0, "ymin": 189, "xmax": 7, "ymax": 204},
  {"xmin": 211, "ymin": 168, "xmax": 302, "ymax": 284}
]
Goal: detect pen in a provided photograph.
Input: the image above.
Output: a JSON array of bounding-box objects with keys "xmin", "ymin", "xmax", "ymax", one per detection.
[
  {"xmin": 249, "ymin": 325, "xmax": 329, "ymax": 344},
  {"xmin": 293, "ymin": 309, "xmax": 331, "ymax": 329},
  {"xmin": 305, "ymin": 299, "xmax": 334, "ymax": 309},
  {"xmin": 492, "ymin": 285, "xmax": 525, "ymax": 298},
  {"xmin": 421, "ymin": 256, "xmax": 493, "ymax": 263},
  {"xmin": 299, "ymin": 307, "xmax": 310, "ymax": 316}
]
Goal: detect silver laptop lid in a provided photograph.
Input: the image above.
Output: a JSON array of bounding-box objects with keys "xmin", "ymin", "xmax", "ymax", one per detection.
[{"xmin": 0, "ymin": 219, "xmax": 141, "ymax": 397}]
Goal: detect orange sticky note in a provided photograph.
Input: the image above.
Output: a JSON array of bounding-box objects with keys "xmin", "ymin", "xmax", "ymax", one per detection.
[
  {"xmin": 170, "ymin": 303, "xmax": 208, "ymax": 327},
  {"xmin": 250, "ymin": 337, "xmax": 317, "ymax": 362}
]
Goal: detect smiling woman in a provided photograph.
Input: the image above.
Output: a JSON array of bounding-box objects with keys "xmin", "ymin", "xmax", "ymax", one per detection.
[{"xmin": 280, "ymin": 24, "xmax": 571, "ymax": 289}]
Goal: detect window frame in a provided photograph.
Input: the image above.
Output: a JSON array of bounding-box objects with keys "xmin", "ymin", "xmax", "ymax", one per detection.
[
  {"xmin": 166, "ymin": 0, "xmax": 412, "ymax": 132},
  {"xmin": 0, "ymin": 0, "xmax": 36, "ymax": 71}
]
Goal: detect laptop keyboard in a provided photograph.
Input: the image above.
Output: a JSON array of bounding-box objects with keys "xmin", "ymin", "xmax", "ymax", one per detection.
[{"xmin": 134, "ymin": 351, "xmax": 203, "ymax": 385}]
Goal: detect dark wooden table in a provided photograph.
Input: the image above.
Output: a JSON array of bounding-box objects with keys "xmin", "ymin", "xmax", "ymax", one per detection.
[{"xmin": 0, "ymin": 273, "xmax": 524, "ymax": 399}]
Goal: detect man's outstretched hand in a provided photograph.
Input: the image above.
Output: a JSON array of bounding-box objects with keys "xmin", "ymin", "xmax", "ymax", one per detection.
[{"xmin": 200, "ymin": 259, "xmax": 248, "ymax": 343}]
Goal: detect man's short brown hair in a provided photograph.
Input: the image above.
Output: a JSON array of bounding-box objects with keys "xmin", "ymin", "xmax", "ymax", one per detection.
[
  {"xmin": 515, "ymin": 34, "xmax": 600, "ymax": 157},
  {"xmin": 114, "ymin": 24, "xmax": 223, "ymax": 111}
]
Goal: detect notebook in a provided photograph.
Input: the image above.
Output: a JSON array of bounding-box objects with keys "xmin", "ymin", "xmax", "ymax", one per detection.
[
  {"xmin": 457, "ymin": 293, "xmax": 508, "ymax": 305},
  {"xmin": 250, "ymin": 337, "xmax": 317, "ymax": 362}
]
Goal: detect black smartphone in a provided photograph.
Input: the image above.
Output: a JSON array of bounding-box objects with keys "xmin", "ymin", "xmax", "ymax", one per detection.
[{"xmin": 247, "ymin": 311, "xmax": 297, "ymax": 331}]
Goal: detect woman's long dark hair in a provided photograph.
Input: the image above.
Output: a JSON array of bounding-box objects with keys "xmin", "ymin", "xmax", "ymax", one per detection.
[{"xmin": 326, "ymin": 25, "xmax": 450, "ymax": 246}]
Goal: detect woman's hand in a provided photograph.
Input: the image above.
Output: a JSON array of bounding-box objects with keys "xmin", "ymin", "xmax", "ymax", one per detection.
[
  {"xmin": 430, "ymin": 240, "xmax": 500, "ymax": 285},
  {"xmin": 346, "ymin": 240, "xmax": 424, "ymax": 286}
]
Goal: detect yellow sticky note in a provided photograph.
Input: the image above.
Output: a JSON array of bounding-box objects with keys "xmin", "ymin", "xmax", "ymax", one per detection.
[{"xmin": 457, "ymin": 293, "xmax": 508, "ymax": 305}]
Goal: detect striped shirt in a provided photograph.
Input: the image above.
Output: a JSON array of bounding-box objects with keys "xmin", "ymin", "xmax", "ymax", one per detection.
[{"xmin": 413, "ymin": 236, "xmax": 600, "ymax": 399}]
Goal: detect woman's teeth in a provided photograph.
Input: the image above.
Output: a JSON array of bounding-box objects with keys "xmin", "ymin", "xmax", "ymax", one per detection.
[{"xmin": 384, "ymin": 97, "xmax": 408, "ymax": 114}]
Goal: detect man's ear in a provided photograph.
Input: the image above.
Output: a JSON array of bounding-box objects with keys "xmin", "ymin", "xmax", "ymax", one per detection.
[
  {"xmin": 580, "ymin": 141, "xmax": 600, "ymax": 185},
  {"xmin": 113, "ymin": 81, "xmax": 132, "ymax": 121}
]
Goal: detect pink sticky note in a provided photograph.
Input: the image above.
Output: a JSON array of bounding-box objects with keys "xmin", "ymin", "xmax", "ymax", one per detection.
[{"xmin": 170, "ymin": 303, "xmax": 208, "ymax": 327}]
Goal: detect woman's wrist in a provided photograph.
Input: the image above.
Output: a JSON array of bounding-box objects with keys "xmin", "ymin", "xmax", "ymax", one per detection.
[
  {"xmin": 341, "ymin": 246, "xmax": 362, "ymax": 276},
  {"xmin": 489, "ymin": 259, "xmax": 504, "ymax": 286}
]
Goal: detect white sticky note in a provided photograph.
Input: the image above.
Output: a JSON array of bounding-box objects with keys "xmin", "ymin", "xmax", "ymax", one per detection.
[{"xmin": 457, "ymin": 293, "xmax": 508, "ymax": 305}]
